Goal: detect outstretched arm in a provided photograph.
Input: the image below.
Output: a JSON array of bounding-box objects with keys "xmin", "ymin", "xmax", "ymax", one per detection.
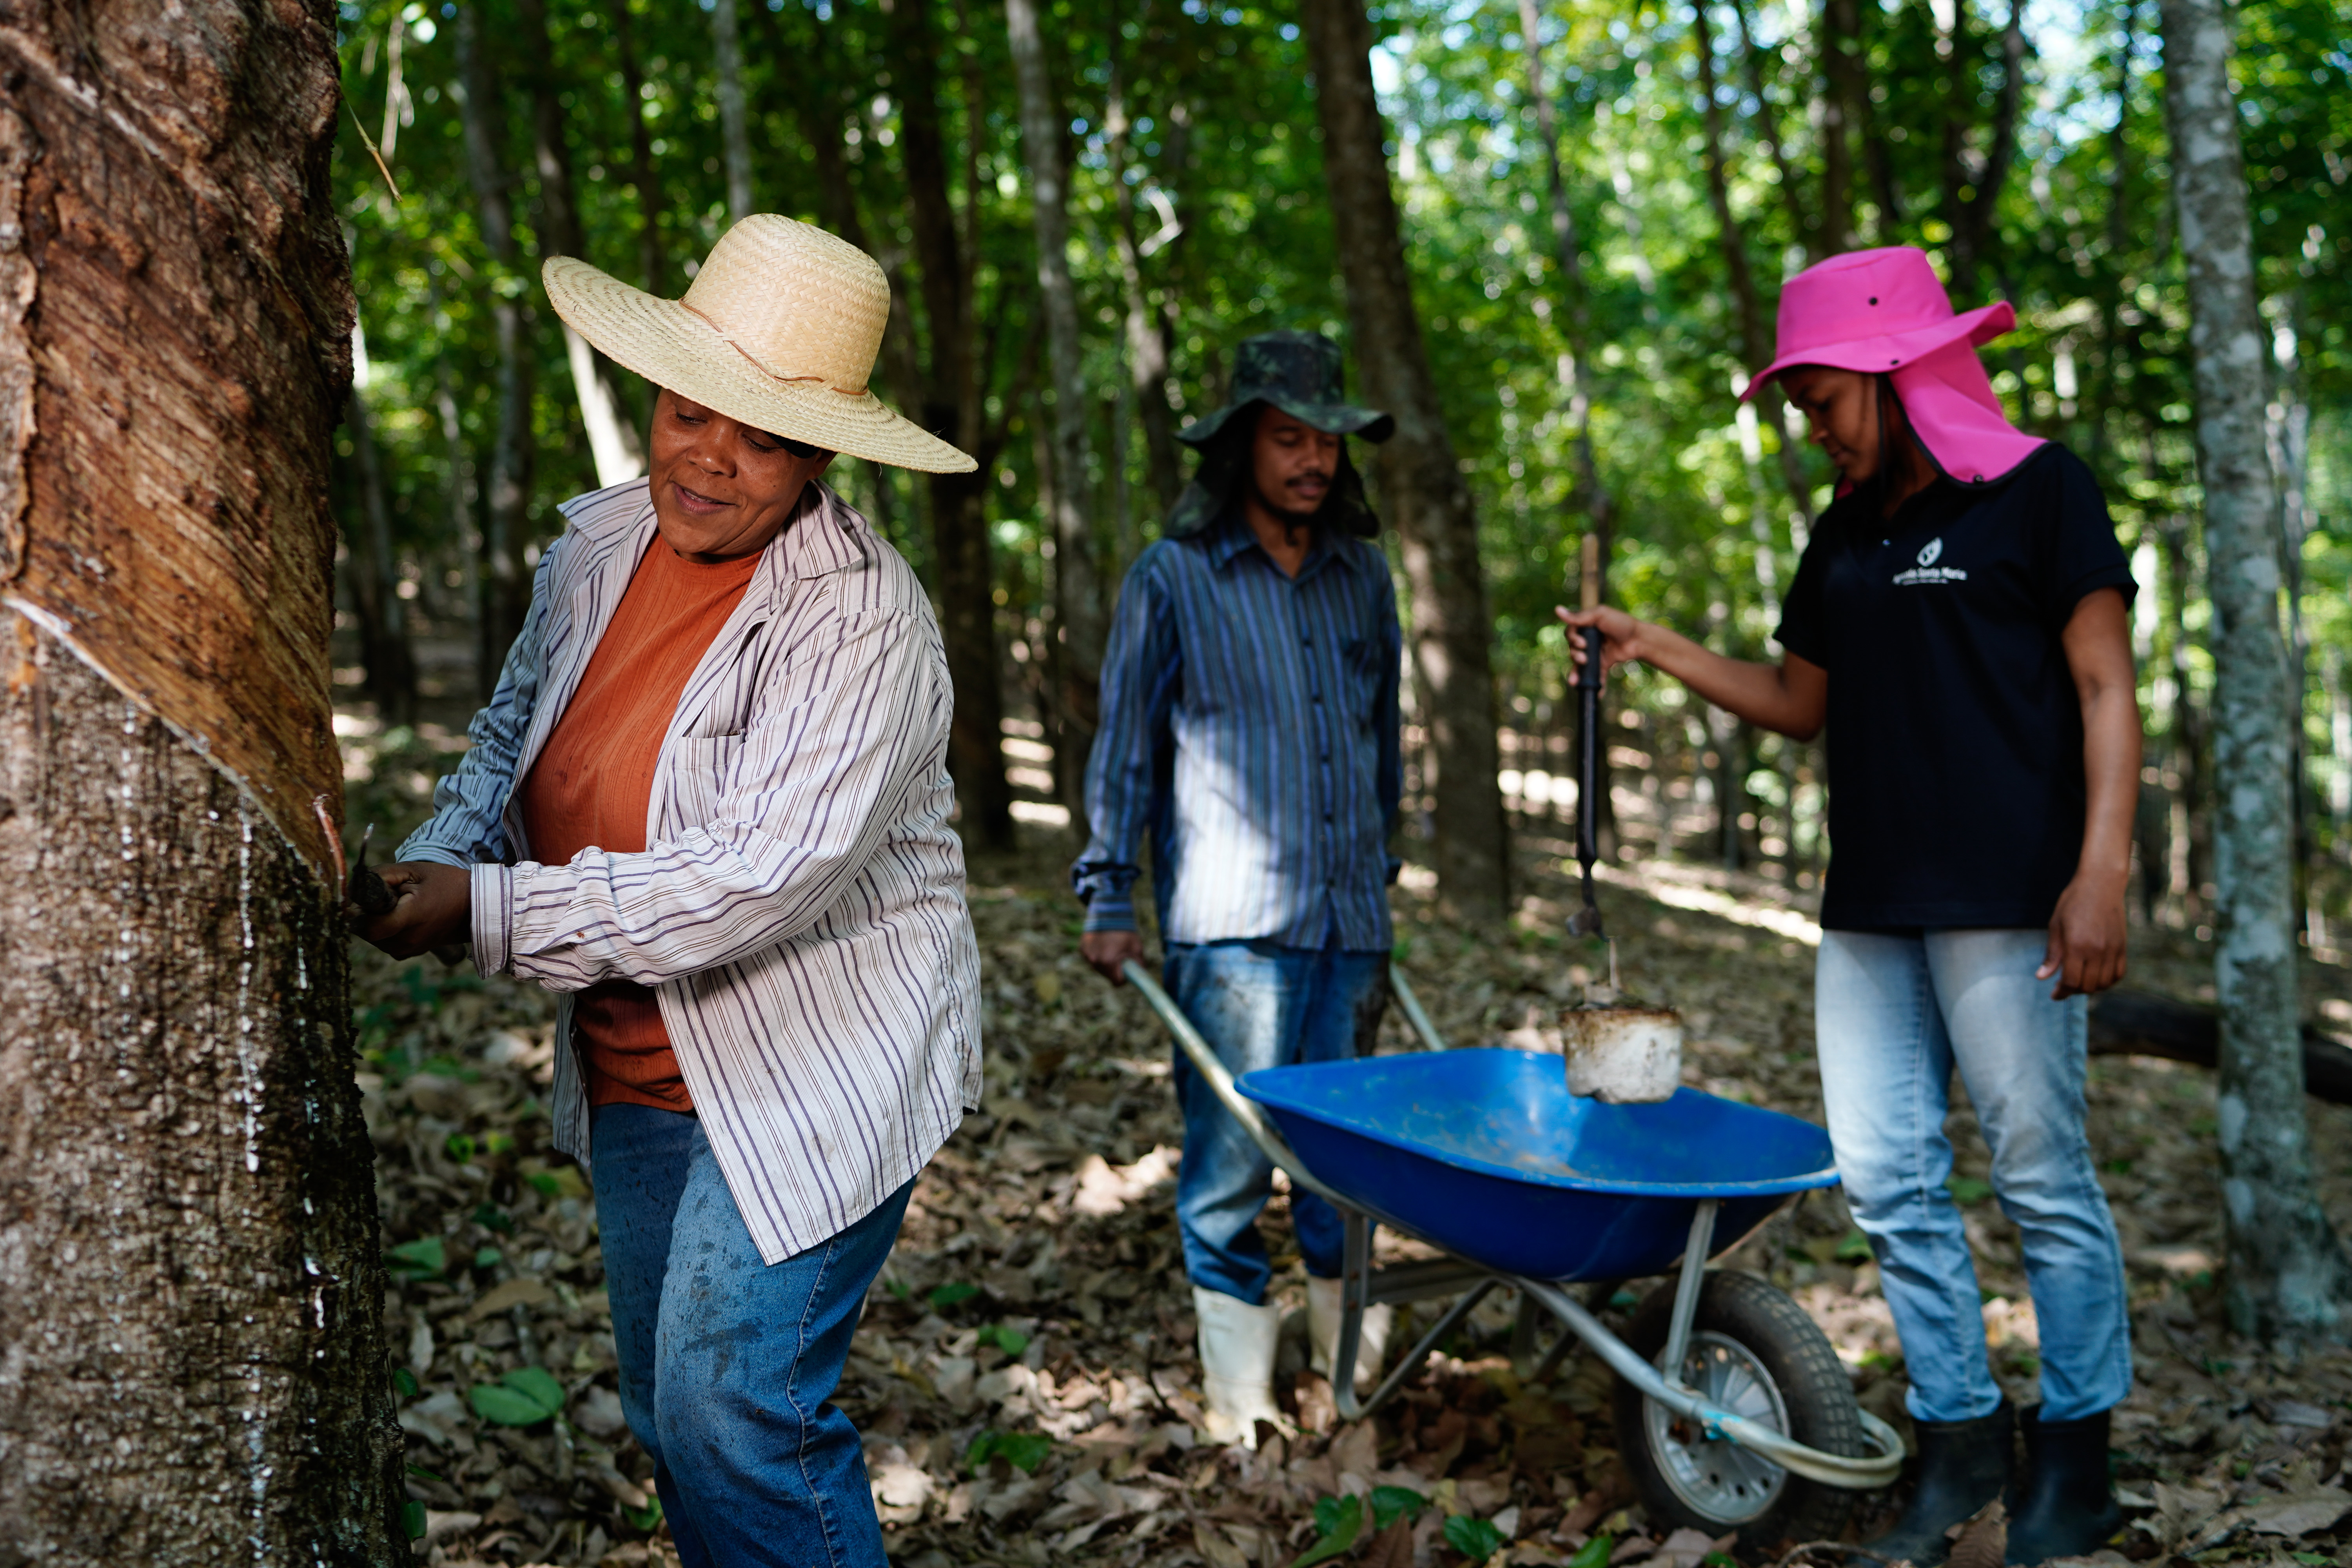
[
  {"xmin": 2040, "ymin": 587, "xmax": 2140, "ymax": 999},
  {"xmin": 1555, "ymin": 604, "xmax": 1828, "ymax": 740}
]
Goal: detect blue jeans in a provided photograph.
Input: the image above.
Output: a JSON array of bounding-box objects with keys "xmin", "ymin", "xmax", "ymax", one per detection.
[
  {"xmin": 591, "ymin": 1105, "xmax": 911, "ymax": 1568},
  {"xmin": 1815, "ymin": 929, "xmax": 2131, "ymax": 1424},
  {"xmin": 1164, "ymin": 938, "xmax": 1389, "ymax": 1303}
]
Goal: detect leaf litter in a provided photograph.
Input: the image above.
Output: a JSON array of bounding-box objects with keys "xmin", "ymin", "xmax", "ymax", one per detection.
[{"xmin": 351, "ymin": 819, "xmax": 2352, "ymax": 1568}]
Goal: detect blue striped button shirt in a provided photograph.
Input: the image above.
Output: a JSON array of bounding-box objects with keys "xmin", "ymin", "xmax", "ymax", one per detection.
[
  {"xmin": 1073, "ymin": 510, "xmax": 1402, "ymax": 949},
  {"xmin": 398, "ymin": 478, "xmax": 981, "ymax": 1265}
]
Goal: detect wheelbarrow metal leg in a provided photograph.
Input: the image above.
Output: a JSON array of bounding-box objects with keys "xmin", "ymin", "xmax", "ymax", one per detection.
[
  {"xmin": 1335, "ymin": 1274, "xmax": 1499, "ymax": 1424},
  {"xmin": 1331, "ymin": 1208, "xmax": 1373, "ymax": 1408},
  {"xmin": 1510, "ymin": 1291, "xmax": 1541, "ymax": 1375},
  {"xmin": 1661, "ymin": 1198, "xmax": 1719, "ymax": 1385}
]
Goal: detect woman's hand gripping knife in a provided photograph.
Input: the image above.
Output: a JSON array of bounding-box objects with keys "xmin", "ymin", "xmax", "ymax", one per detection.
[{"xmin": 347, "ymin": 837, "xmax": 474, "ymax": 964}]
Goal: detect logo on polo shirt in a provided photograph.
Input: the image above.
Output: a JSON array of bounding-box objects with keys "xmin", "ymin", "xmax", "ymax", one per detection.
[{"xmin": 1894, "ymin": 536, "xmax": 1967, "ymax": 586}]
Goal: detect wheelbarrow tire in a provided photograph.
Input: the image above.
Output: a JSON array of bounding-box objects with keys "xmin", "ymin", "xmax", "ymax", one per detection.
[{"xmin": 1612, "ymin": 1269, "xmax": 1864, "ymax": 1554}]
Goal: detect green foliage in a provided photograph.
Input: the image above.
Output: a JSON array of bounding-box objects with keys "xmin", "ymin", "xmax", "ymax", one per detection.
[
  {"xmin": 622, "ymin": 1496, "xmax": 664, "ymax": 1532},
  {"xmin": 1291, "ymin": 1494, "xmax": 1365, "ymax": 1568},
  {"xmin": 927, "ymin": 1281, "xmax": 982, "ymax": 1312},
  {"xmin": 1946, "ymin": 1176, "xmax": 1995, "ymax": 1205},
  {"xmin": 400, "ymin": 1499, "xmax": 428, "ymax": 1540},
  {"xmin": 385, "ymin": 1236, "xmax": 447, "ymax": 1280},
  {"xmin": 1567, "ymin": 1531, "xmax": 1615, "ymax": 1568},
  {"xmin": 1370, "ymin": 1485, "xmax": 1429, "ymax": 1529},
  {"xmin": 391, "ymin": 1366, "xmax": 419, "ymax": 1399},
  {"xmin": 976, "ymin": 1321, "xmax": 1031, "ymax": 1356},
  {"xmin": 468, "ymin": 1365, "xmax": 568, "ymax": 1426},
  {"xmin": 966, "ymin": 1428, "xmax": 1056, "ymax": 1474},
  {"xmin": 1443, "ymin": 1512, "xmax": 1506, "ymax": 1563}
]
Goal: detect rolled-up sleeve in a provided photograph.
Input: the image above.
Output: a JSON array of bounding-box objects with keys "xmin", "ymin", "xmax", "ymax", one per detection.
[
  {"xmin": 476, "ymin": 608, "xmax": 950, "ymax": 989},
  {"xmin": 1071, "ymin": 558, "xmax": 1179, "ymax": 932}
]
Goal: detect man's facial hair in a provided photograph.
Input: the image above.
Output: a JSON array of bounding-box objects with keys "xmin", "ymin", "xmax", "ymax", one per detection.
[{"xmin": 1249, "ymin": 473, "xmax": 1323, "ymax": 543}]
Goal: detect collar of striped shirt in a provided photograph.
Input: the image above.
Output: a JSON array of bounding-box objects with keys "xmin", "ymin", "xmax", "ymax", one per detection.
[
  {"xmin": 1200, "ymin": 505, "xmax": 1367, "ymax": 581},
  {"xmin": 400, "ymin": 475, "xmax": 983, "ymax": 1265}
]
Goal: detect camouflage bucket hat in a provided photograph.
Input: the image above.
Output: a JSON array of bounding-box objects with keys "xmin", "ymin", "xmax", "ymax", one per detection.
[{"xmin": 1175, "ymin": 330, "xmax": 1396, "ymax": 447}]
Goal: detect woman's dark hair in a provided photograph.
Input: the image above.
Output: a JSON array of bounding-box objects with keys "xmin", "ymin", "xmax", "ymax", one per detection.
[
  {"xmin": 1852, "ymin": 373, "xmax": 1935, "ymax": 516},
  {"xmin": 777, "ymin": 434, "xmax": 829, "ymax": 461}
]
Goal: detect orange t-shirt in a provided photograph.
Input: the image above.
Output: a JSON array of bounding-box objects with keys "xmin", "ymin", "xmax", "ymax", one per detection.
[{"xmin": 519, "ymin": 538, "xmax": 762, "ymax": 1113}]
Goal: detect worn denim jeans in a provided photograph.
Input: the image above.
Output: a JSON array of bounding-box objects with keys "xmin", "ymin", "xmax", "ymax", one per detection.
[
  {"xmin": 1163, "ymin": 938, "xmax": 1389, "ymax": 1303},
  {"xmin": 1815, "ymin": 929, "xmax": 2132, "ymax": 1423},
  {"xmin": 591, "ymin": 1104, "xmax": 911, "ymax": 1568}
]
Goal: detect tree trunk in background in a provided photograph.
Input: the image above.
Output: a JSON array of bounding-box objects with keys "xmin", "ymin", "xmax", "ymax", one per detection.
[
  {"xmin": 1007, "ymin": 0, "xmax": 1105, "ymax": 831},
  {"xmin": 1734, "ymin": 0, "xmax": 1817, "ymax": 261},
  {"xmin": 1817, "ymin": 0, "xmax": 1860, "ymax": 252},
  {"xmin": 455, "ymin": 2, "xmax": 535, "ymax": 692},
  {"xmin": 345, "ymin": 383, "xmax": 418, "ymax": 726},
  {"xmin": 1302, "ymin": 0, "xmax": 1510, "ymax": 920},
  {"xmin": 519, "ymin": 0, "xmax": 644, "ymax": 488},
  {"xmin": 893, "ymin": 0, "xmax": 1016, "ymax": 849},
  {"xmin": 1691, "ymin": 2, "xmax": 1769, "ymax": 376},
  {"xmin": 1105, "ymin": 42, "xmax": 1183, "ymax": 515},
  {"xmin": 2158, "ymin": 505, "xmax": 2209, "ymax": 914},
  {"xmin": 0, "ymin": 5, "xmax": 399, "ymax": 1557},
  {"xmin": 1944, "ymin": 0, "xmax": 2027, "ymax": 299},
  {"xmin": 614, "ymin": 0, "xmax": 666, "ymax": 296},
  {"xmin": 711, "ymin": 0, "xmax": 753, "ymax": 222},
  {"xmin": 2161, "ymin": 0, "xmax": 2350, "ymax": 1339}
]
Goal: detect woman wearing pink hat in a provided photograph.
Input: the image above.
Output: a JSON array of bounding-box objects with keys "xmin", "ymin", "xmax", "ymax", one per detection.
[{"xmin": 1560, "ymin": 248, "xmax": 2138, "ymax": 1567}]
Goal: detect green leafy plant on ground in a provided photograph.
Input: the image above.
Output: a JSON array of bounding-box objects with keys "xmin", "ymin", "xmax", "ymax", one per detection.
[
  {"xmin": 965, "ymin": 1428, "xmax": 1054, "ymax": 1475},
  {"xmin": 468, "ymin": 1365, "xmax": 566, "ymax": 1427}
]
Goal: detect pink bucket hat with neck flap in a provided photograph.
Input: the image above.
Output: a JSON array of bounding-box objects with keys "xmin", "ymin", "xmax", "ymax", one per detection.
[{"xmin": 1742, "ymin": 246, "xmax": 2044, "ymax": 486}]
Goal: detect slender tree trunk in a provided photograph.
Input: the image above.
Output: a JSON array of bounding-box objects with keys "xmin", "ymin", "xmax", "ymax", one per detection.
[
  {"xmin": 0, "ymin": 5, "xmax": 400, "ymax": 1557},
  {"xmin": 614, "ymin": 0, "xmax": 665, "ymax": 296},
  {"xmin": 893, "ymin": 0, "xmax": 1015, "ymax": 848},
  {"xmin": 1734, "ymin": 0, "xmax": 1817, "ymax": 258},
  {"xmin": 454, "ymin": 2, "xmax": 535, "ymax": 690},
  {"xmin": 1692, "ymin": 1, "xmax": 1771, "ymax": 374},
  {"xmin": 2158, "ymin": 502, "xmax": 2209, "ymax": 915},
  {"xmin": 1105, "ymin": 34, "xmax": 1183, "ymax": 513},
  {"xmin": 345, "ymin": 382, "xmax": 418, "ymax": 726},
  {"xmin": 519, "ymin": 0, "xmax": 644, "ymax": 488},
  {"xmin": 1006, "ymin": 0, "xmax": 1105, "ymax": 831},
  {"xmin": 1302, "ymin": 0, "xmax": 1510, "ymax": 919},
  {"xmin": 2161, "ymin": 0, "xmax": 2351, "ymax": 1339},
  {"xmin": 711, "ymin": 0, "xmax": 754, "ymax": 222},
  {"xmin": 1818, "ymin": 0, "xmax": 1860, "ymax": 251}
]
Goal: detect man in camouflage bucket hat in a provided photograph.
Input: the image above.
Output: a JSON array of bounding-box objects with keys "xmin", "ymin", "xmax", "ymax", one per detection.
[{"xmin": 1072, "ymin": 330, "xmax": 1401, "ymax": 1446}]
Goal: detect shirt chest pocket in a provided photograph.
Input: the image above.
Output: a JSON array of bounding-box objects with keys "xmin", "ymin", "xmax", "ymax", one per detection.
[{"xmin": 656, "ymin": 732, "xmax": 747, "ymax": 835}]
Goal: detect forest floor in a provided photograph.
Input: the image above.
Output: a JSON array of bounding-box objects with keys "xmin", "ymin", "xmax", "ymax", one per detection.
[{"xmin": 339, "ymin": 670, "xmax": 2352, "ymax": 1568}]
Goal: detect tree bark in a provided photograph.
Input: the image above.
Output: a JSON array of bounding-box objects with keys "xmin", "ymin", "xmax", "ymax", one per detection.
[
  {"xmin": 1939, "ymin": 0, "xmax": 2027, "ymax": 299},
  {"xmin": 1006, "ymin": 0, "xmax": 1105, "ymax": 831},
  {"xmin": 0, "ymin": 4, "xmax": 400, "ymax": 1557},
  {"xmin": 1302, "ymin": 0, "xmax": 1510, "ymax": 919},
  {"xmin": 454, "ymin": 2, "xmax": 535, "ymax": 694},
  {"xmin": 1818, "ymin": 0, "xmax": 1860, "ymax": 252},
  {"xmin": 710, "ymin": 0, "xmax": 754, "ymax": 223},
  {"xmin": 1691, "ymin": 1, "xmax": 1770, "ymax": 375},
  {"xmin": 2161, "ymin": 0, "xmax": 2351, "ymax": 1339},
  {"xmin": 1105, "ymin": 35, "xmax": 1182, "ymax": 514},
  {"xmin": 891, "ymin": 0, "xmax": 1015, "ymax": 848},
  {"xmin": 517, "ymin": 0, "xmax": 644, "ymax": 489},
  {"xmin": 613, "ymin": 0, "xmax": 665, "ymax": 296}
]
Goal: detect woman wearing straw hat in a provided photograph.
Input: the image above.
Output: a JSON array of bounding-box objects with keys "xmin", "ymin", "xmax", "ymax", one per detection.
[
  {"xmin": 352, "ymin": 216, "xmax": 982, "ymax": 1568},
  {"xmin": 1559, "ymin": 248, "xmax": 2138, "ymax": 1567}
]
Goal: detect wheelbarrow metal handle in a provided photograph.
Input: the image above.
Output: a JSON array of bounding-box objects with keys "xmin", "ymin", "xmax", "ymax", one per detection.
[
  {"xmin": 1121, "ymin": 960, "xmax": 1352, "ymax": 1208},
  {"xmin": 1387, "ymin": 962, "xmax": 1448, "ymax": 1053}
]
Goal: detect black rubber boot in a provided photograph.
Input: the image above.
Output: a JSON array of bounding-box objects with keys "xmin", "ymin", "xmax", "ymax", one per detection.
[
  {"xmin": 2004, "ymin": 1405, "xmax": 2123, "ymax": 1566},
  {"xmin": 1862, "ymin": 1399, "xmax": 2014, "ymax": 1567}
]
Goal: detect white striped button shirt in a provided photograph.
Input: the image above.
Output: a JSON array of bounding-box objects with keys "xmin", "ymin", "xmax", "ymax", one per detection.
[{"xmin": 398, "ymin": 478, "xmax": 981, "ymax": 1265}]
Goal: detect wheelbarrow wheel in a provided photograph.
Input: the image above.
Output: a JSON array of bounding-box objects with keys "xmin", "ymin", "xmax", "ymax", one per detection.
[{"xmin": 1611, "ymin": 1269, "xmax": 1865, "ymax": 1553}]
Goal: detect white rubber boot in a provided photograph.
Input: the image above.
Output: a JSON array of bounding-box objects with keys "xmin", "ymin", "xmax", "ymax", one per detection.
[
  {"xmin": 1307, "ymin": 1276, "xmax": 1392, "ymax": 1395},
  {"xmin": 1193, "ymin": 1286, "xmax": 1289, "ymax": 1449}
]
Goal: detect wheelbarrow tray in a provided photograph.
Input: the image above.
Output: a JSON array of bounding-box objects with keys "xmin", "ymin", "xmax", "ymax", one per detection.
[{"xmin": 1236, "ymin": 1048, "xmax": 1839, "ymax": 1283}]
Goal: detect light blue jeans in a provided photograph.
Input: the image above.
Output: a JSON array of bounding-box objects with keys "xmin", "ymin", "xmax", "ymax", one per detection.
[
  {"xmin": 1164, "ymin": 938, "xmax": 1390, "ymax": 1303},
  {"xmin": 1815, "ymin": 929, "xmax": 2131, "ymax": 1423},
  {"xmin": 592, "ymin": 1105, "xmax": 912, "ymax": 1568}
]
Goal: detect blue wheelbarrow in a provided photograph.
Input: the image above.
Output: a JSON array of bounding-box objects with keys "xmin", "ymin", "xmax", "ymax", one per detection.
[{"xmin": 1123, "ymin": 961, "xmax": 1904, "ymax": 1549}]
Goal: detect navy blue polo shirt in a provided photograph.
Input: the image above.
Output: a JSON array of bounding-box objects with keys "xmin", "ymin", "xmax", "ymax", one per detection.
[{"xmin": 1777, "ymin": 443, "xmax": 2135, "ymax": 931}]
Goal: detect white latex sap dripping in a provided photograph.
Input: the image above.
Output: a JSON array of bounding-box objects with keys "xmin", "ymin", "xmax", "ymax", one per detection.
[{"xmin": 236, "ymin": 806, "xmax": 261, "ymax": 1175}]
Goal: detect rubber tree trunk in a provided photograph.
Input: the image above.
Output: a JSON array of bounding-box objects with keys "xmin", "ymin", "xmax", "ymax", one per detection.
[
  {"xmin": 1006, "ymin": 0, "xmax": 1105, "ymax": 832},
  {"xmin": 614, "ymin": 0, "xmax": 666, "ymax": 296},
  {"xmin": 518, "ymin": 0, "xmax": 644, "ymax": 488},
  {"xmin": 892, "ymin": 0, "xmax": 1015, "ymax": 848},
  {"xmin": 1301, "ymin": 0, "xmax": 1510, "ymax": 919},
  {"xmin": 454, "ymin": 2, "xmax": 535, "ymax": 693},
  {"xmin": 711, "ymin": 0, "xmax": 754, "ymax": 223},
  {"xmin": 1817, "ymin": 0, "xmax": 1859, "ymax": 252},
  {"xmin": 2161, "ymin": 0, "xmax": 2351, "ymax": 1339},
  {"xmin": 1105, "ymin": 45, "xmax": 1182, "ymax": 514},
  {"xmin": 0, "ymin": 4, "xmax": 401, "ymax": 1558}
]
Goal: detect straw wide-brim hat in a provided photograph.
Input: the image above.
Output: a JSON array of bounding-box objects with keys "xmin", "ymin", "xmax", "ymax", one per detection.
[{"xmin": 544, "ymin": 215, "xmax": 974, "ymax": 473}]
